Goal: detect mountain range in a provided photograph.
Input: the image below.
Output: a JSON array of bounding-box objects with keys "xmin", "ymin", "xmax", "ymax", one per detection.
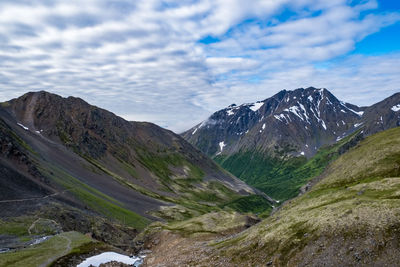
[
  {"xmin": 183, "ymin": 87, "xmax": 400, "ymax": 200},
  {"xmin": 1, "ymin": 88, "xmax": 400, "ymax": 266}
]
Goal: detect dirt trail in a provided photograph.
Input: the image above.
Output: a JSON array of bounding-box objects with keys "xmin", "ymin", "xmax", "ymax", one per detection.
[
  {"xmin": 38, "ymin": 235, "xmax": 72, "ymax": 267},
  {"xmin": 28, "ymin": 218, "xmax": 41, "ymax": 235},
  {"xmin": 0, "ymin": 189, "xmax": 72, "ymax": 203}
]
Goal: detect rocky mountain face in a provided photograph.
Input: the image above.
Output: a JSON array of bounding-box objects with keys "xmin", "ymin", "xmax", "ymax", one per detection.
[
  {"xmin": 0, "ymin": 91, "xmax": 269, "ymax": 254},
  {"xmin": 182, "ymin": 87, "xmax": 400, "ymax": 200}
]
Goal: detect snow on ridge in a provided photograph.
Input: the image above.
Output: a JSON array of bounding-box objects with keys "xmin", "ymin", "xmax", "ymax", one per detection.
[
  {"xmin": 199, "ymin": 118, "xmax": 219, "ymax": 128},
  {"xmin": 340, "ymin": 101, "xmax": 364, "ymax": 116},
  {"xmin": 219, "ymin": 141, "xmax": 226, "ymax": 152},
  {"xmin": 17, "ymin": 123, "xmax": 29, "ymax": 130},
  {"xmin": 284, "ymin": 106, "xmax": 303, "ymax": 121},
  {"xmin": 321, "ymin": 120, "xmax": 327, "ymax": 130},
  {"xmin": 226, "ymin": 109, "xmax": 234, "ymax": 116},
  {"xmin": 274, "ymin": 114, "xmax": 289, "ymax": 124},
  {"xmin": 274, "ymin": 115, "xmax": 282, "ymax": 122},
  {"xmin": 249, "ymin": 102, "xmax": 264, "ymax": 112},
  {"xmin": 391, "ymin": 104, "xmax": 400, "ymax": 112},
  {"xmin": 298, "ymin": 102, "xmax": 311, "ymax": 124},
  {"xmin": 192, "ymin": 128, "xmax": 198, "ymax": 135},
  {"xmin": 336, "ymin": 135, "xmax": 345, "ymax": 142}
]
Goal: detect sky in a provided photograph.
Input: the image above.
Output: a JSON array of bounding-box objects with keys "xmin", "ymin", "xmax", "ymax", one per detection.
[{"xmin": 0, "ymin": 0, "xmax": 399, "ymax": 132}]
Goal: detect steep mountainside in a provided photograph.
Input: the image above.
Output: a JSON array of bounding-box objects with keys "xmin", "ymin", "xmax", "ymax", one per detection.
[
  {"xmin": 183, "ymin": 87, "xmax": 400, "ymax": 200},
  {"xmin": 144, "ymin": 126, "xmax": 400, "ymax": 266},
  {"xmin": 0, "ymin": 91, "xmax": 270, "ymax": 263}
]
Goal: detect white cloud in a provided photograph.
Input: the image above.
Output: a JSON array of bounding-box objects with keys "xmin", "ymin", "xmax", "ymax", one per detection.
[{"xmin": 0, "ymin": 0, "xmax": 398, "ymax": 132}]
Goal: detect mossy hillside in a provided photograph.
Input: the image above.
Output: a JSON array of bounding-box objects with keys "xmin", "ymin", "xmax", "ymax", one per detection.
[
  {"xmin": 0, "ymin": 231, "xmax": 93, "ymax": 267},
  {"xmin": 82, "ymin": 155, "xmax": 220, "ymax": 217},
  {"xmin": 164, "ymin": 211, "xmax": 253, "ymax": 237},
  {"xmin": 0, "ymin": 217, "xmax": 36, "ymax": 237},
  {"xmin": 83, "ymin": 152, "xmax": 263, "ymax": 221},
  {"xmin": 219, "ymin": 195, "xmax": 273, "ymax": 218},
  {"xmin": 211, "ymin": 127, "xmax": 400, "ymax": 265},
  {"xmin": 215, "ymin": 131, "xmax": 361, "ymax": 201},
  {"xmin": 139, "ymin": 211, "xmax": 254, "ymax": 240}
]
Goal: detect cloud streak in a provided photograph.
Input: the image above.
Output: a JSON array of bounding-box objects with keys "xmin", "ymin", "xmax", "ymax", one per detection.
[{"xmin": 0, "ymin": 0, "xmax": 398, "ymax": 132}]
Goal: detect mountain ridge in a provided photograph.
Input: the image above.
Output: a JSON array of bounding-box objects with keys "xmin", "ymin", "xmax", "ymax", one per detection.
[{"xmin": 182, "ymin": 87, "xmax": 400, "ymax": 200}]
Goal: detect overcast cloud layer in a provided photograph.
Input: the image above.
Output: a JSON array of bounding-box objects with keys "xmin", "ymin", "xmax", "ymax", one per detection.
[{"xmin": 0, "ymin": 0, "xmax": 399, "ymax": 132}]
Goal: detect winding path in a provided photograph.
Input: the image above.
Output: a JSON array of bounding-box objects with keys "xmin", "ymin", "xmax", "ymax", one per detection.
[
  {"xmin": 28, "ymin": 218, "xmax": 41, "ymax": 235},
  {"xmin": 0, "ymin": 189, "xmax": 72, "ymax": 203},
  {"xmin": 38, "ymin": 235, "xmax": 72, "ymax": 267}
]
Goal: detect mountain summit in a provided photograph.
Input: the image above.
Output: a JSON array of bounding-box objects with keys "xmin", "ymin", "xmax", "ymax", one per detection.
[
  {"xmin": 183, "ymin": 87, "xmax": 400, "ymax": 157},
  {"xmin": 183, "ymin": 87, "xmax": 367, "ymax": 158}
]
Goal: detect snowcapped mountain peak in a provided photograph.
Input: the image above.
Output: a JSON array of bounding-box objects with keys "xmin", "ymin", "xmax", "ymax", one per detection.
[{"xmin": 183, "ymin": 88, "xmax": 399, "ymax": 158}]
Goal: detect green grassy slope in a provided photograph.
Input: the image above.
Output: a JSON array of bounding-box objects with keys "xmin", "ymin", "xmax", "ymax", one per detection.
[
  {"xmin": 0, "ymin": 231, "xmax": 93, "ymax": 267},
  {"xmin": 208, "ymin": 127, "xmax": 400, "ymax": 266},
  {"xmin": 215, "ymin": 131, "xmax": 362, "ymax": 201}
]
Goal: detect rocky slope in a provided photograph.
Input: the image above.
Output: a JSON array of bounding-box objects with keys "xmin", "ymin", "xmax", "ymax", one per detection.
[
  {"xmin": 145, "ymin": 126, "xmax": 400, "ymax": 266},
  {"xmin": 183, "ymin": 87, "xmax": 400, "ymax": 200}
]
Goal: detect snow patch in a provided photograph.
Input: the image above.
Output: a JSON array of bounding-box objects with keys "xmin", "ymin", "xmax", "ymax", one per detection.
[
  {"xmin": 321, "ymin": 120, "xmax": 327, "ymax": 130},
  {"xmin": 354, "ymin": 122, "xmax": 363, "ymax": 128},
  {"xmin": 226, "ymin": 109, "xmax": 234, "ymax": 116},
  {"xmin": 340, "ymin": 101, "xmax": 364, "ymax": 116},
  {"xmin": 262, "ymin": 123, "xmax": 266, "ymax": 130},
  {"xmin": 250, "ymin": 102, "xmax": 264, "ymax": 112},
  {"xmin": 192, "ymin": 128, "xmax": 198, "ymax": 135},
  {"xmin": 274, "ymin": 114, "xmax": 289, "ymax": 124},
  {"xmin": 274, "ymin": 115, "xmax": 283, "ymax": 122},
  {"xmin": 17, "ymin": 123, "xmax": 29, "ymax": 130},
  {"xmin": 77, "ymin": 252, "xmax": 142, "ymax": 267},
  {"xmin": 284, "ymin": 106, "xmax": 303, "ymax": 121},
  {"xmin": 300, "ymin": 151, "xmax": 305, "ymax": 156},
  {"xmin": 336, "ymin": 134, "xmax": 347, "ymax": 142},
  {"xmin": 391, "ymin": 104, "xmax": 400, "ymax": 112},
  {"xmin": 219, "ymin": 141, "xmax": 226, "ymax": 152},
  {"xmin": 307, "ymin": 96, "xmax": 313, "ymax": 102},
  {"xmin": 298, "ymin": 102, "xmax": 311, "ymax": 123}
]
